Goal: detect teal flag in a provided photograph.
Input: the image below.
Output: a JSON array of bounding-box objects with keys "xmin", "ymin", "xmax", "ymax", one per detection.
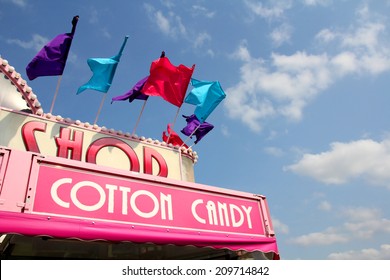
[
  {"xmin": 77, "ymin": 36, "xmax": 128, "ymax": 94},
  {"xmin": 184, "ymin": 78, "xmax": 226, "ymax": 122}
]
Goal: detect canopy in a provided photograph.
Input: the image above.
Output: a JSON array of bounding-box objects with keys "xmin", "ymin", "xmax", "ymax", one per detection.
[{"xmin": 0, "ymin": 211, "xmax": 278, "ymax": 258}]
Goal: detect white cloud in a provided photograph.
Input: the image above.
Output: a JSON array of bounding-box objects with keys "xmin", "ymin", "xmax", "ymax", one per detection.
[
  {"xmin": 344, "ymin": 219, "xmax": 390, "ymax": 239},
  {"xmin": 192, "ymin": 5, "xmax": 215, "ymax": 18},
  {"xmin": 220, "ymin": 124, "xmax": 230, "ymax": 137},
  {"xmin": 341, "ymin": 23, "xmax": 385, "ymax": 53},
  {"xmin": 316, "ymin": 23, "xmax": 386, "ymax": 53},
  {"xmin": 270, "ymin": 24, "xmax": 292, "ymax": 47},
  {"xmin": 315, "ymin": 28, "xmax": 336, "ymax": 43},
  {"xmin": 318, "ymin": 200, "xmax": 332, "ymax": 211},
  {"xmin": 88, "ymin": 7, "xmax": 99, "ymax": 24},
  {"xmin": 316, "ymin": 22, "xmax": 390, "ymax": 75},
  {"xmin": 343, "ymin": 207, "xmax": 381, "ymax": 221},
  {"xmin": 225, "ymin": 48, "xmax": 332, "ymax": 131},
  {"xmin": 155, "ymin": 10, "xmax": 171, "ymax": 35},
  {"xmin": 328, "ymin": 244, "xmax": 390, "ymax": 260},
  {"xmin": 291, "ymin": 230, "xmax": 348, "ymax": 246},
  {"xmin": 206, "ymin": 49, "xmax": 215, "ymax": 57},
  {"xmin": 330, "ymin": 52, "xmax": 358, "ymax": 75},
  {"xmin": 144, "ymin": 3, "xmax": 214, "ymax": 55},
  {"xmin": 302, "ymin": 0, "xmax": 332, "ymax": 6},
  {"xmin": 4, "ymin": 0, "xmax": 27, "ymax": 8},
  {"xmin": 231, "ymin": 41, "xmax": 252, "ymax": 62},
  {"xmin": 244, "ymin": 0, "xmax": 293, "ymax": 20},
  {"xmin": 161, "ymin": 0, "xmax": 175, "ymax": 9},
  {"xmin": 272, "ymin": 218, "xmax": 290, "ymax": 234},
  {"xmin": 193, "ymin": 32, "xmax": 211, "ymax": 49},
  {"xmin": 226, "ymin": 7, "xmax": 390, "ymax": 133},
  {"xmin": 264, "ymin": 146, "xmax": 284, "ymax": 157},
  {"xmin": 343, "ymin": 207, "xmax": 390, "ymax": 238},
  {"xmin": 144, "ymin": 4, "xmax": 186, "ymax": 39},
  {"xmin": 290, "ymin": 206, "xmax": 390, "ymax": 252},
  {"xmin": 224, "ymin": 60, "xmax": 277, "ymax": 132},
  {"xmin": 7, "ymin": 34, "xmax": 49, "ymax": 52},
  {"xmin": 285, "ymin": 138, "xmax": 390, "ymax": 188},
  {"xmin": 100, "ymin": 27, "xmax": 111, "ymax": 39}
]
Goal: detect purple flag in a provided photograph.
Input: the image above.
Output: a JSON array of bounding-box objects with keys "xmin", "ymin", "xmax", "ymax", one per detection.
[
  {"xmin": 111, "ymin": 76, "xmax": 149, "ymax": 103},
  {"xmin": 181, "ymin": 114, "xmax": 214, "ymax": 144},
  {"xmin": 26, "ymin": 16, "xmax": 79, "ymax": 80}
]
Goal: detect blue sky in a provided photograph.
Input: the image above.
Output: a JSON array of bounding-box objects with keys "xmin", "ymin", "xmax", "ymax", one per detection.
[{"xmin": 1, "ymin": 0, "xmax": 390, "ymax": 260}]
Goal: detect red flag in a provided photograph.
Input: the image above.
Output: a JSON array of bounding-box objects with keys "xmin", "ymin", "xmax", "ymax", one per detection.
[
  {"xmin": 142, "ymin": 52, "xmax": 195, "ymax": 107},
  {"xmin": 162, "ymin": 124, "xmax": 188, "ymax": 148}
]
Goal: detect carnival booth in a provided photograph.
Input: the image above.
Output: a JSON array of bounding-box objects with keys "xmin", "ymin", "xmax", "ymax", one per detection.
[{"xmin": 0, "ymin": 32, "xmax": 278, "ymax": 260}]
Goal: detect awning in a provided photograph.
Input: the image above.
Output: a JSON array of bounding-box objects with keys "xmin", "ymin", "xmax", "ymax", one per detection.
[{"xmin": 0, "ymin": 211, "xmax": 279, "ymax": 258}]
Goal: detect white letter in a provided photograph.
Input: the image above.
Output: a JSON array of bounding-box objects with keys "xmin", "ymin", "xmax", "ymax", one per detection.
[
  {"xmin": 119, "ymin": 186, "xmax": 131, "ymax": 215},
  {"xmin": 51, "ymin": 178, "xmax": 72, "ymax": 208},
  {"xmin": 70, "ymin": 181, "xmax": 105, "ymax": 211},
  {"xmin": 130, "ymin": 190, "xmax": 159, "ymax": 218},
  {"xmin": 191, "ymin": 199, "xmax": 206, "ymax": 224},
  {"xmin": 206, "ymin": 201, "xmax": 217, "ymax": 225},
  {"xmin": 230, "ymin": 204, "xmax": 244, "ymax": 227},
  {"xmin": 217, "ymin": 202, "xmax": 230, "ymax": 227},
  {"xmin": 160, "ymin": 193, "xmax": 173, "ymax": 220},
  {"xmin": 242, "ymin": 206, "xmax": 253, "ymax": 229},
  {"xmin": 105, "ymin": 184, "xmax": 118, "ymax": 213}
]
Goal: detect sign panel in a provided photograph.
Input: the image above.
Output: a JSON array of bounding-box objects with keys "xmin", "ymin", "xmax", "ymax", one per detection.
[
  {"xmin": 0, "ymin": 108, "xmax": 195, "ymax": 181},
  {"xmin": 0, "ymin": 149, "xmax": 8, "ymax": 193},
  {"xmin": 30, "ymin": 162, "xmax": 265, "ymax": 236}
]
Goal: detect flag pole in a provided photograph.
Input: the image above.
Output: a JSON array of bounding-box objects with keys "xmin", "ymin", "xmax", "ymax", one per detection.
[
  {"xmin": 132, "ymin": 99, "xmax": 148, "ymax": 135},
  {"xmin": 178, "ymin": 149, "xmax": 183, "ymax": 180},
  {"xmin": 94, "ymin": 93, "xmax": 108, "ymax": 125},
  {"xmin": 166, "ymin": 106, "xmax": 181, "ymax": 143},
  {"xmin": 48, "ymin": 16, "xmax": 79, "ymax": 115},
  {"xmin": 49, "ymin": 75, "xmax": 63, "ymax": 114},
  {"xmin": 180, "ymin": 124, "xmax": 201, "ymax": 148}
]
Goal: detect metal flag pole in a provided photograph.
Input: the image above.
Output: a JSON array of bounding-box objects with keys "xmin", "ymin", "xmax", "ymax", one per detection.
[
  {"xmin": 180, "ymin": 123, "xmax": 201, "ymax": 148},
  {"xmin": 94, "ymin": 93, "xmax": 108, "ymax": 125},
  {"xmin": 178, "ymin": 148, "xmax": 184, "ymax": 180},
  {"xmin": 166, "ymin": 106, "xmax": 181, "ymax": 143},
  {"xmin": 92, "ymin": 36, "xmax": 129, "ymax": 126},
  {"xmin": 49, "ymin": 15, "xmax": 79, "ymax": 115},
  {"xmin": 132, "ymin": 99, "xmax": 148, "ymax": 135},
  {"xmin": 49, "ymin": 75, "xmax": 62, "ymax": 114}
]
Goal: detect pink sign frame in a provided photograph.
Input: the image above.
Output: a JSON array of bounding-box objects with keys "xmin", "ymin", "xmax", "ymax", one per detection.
[
  {"xmin": 27, "ymin": 159, "xmax": 269, "ymax": 236},
  {"xmin": 1, "ymin": 152, "xmax": 278, "ymax": 256}
]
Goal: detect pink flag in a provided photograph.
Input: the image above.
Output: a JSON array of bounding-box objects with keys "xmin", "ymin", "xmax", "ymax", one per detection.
[
  {"xmin": 142, "ymin": 52, "xmax": 195, "ymax": 107},
  {"xmin": 162, "ymin": 124, "xmax": 188, "ymax": 148}
]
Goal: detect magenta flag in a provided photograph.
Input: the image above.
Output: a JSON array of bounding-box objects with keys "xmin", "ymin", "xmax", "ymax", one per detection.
[
  {"xmin": 142, "ymin": 52, "xmax": 195, "ymax": 107},
  {"xmin": 26, "ymin": 16, "xmax": 79, "ymax": 81},
  {"xmin": 162, "ymin": 124, "xmax": 189, "ymax": 148}
]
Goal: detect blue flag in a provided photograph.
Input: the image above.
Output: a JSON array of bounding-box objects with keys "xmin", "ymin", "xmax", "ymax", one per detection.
[
  {"xmin": 77, "ymin": 36, "xmax": 128, "ymax": 94},
  {"xmin": 184, "ymin": 78, "xmax": 226, "ymax": 122}
]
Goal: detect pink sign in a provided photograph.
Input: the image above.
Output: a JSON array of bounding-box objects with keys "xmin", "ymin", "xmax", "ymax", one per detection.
[{"xmin": 32, "ymin": 164, "xmax": 265, "ymax": 236}]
